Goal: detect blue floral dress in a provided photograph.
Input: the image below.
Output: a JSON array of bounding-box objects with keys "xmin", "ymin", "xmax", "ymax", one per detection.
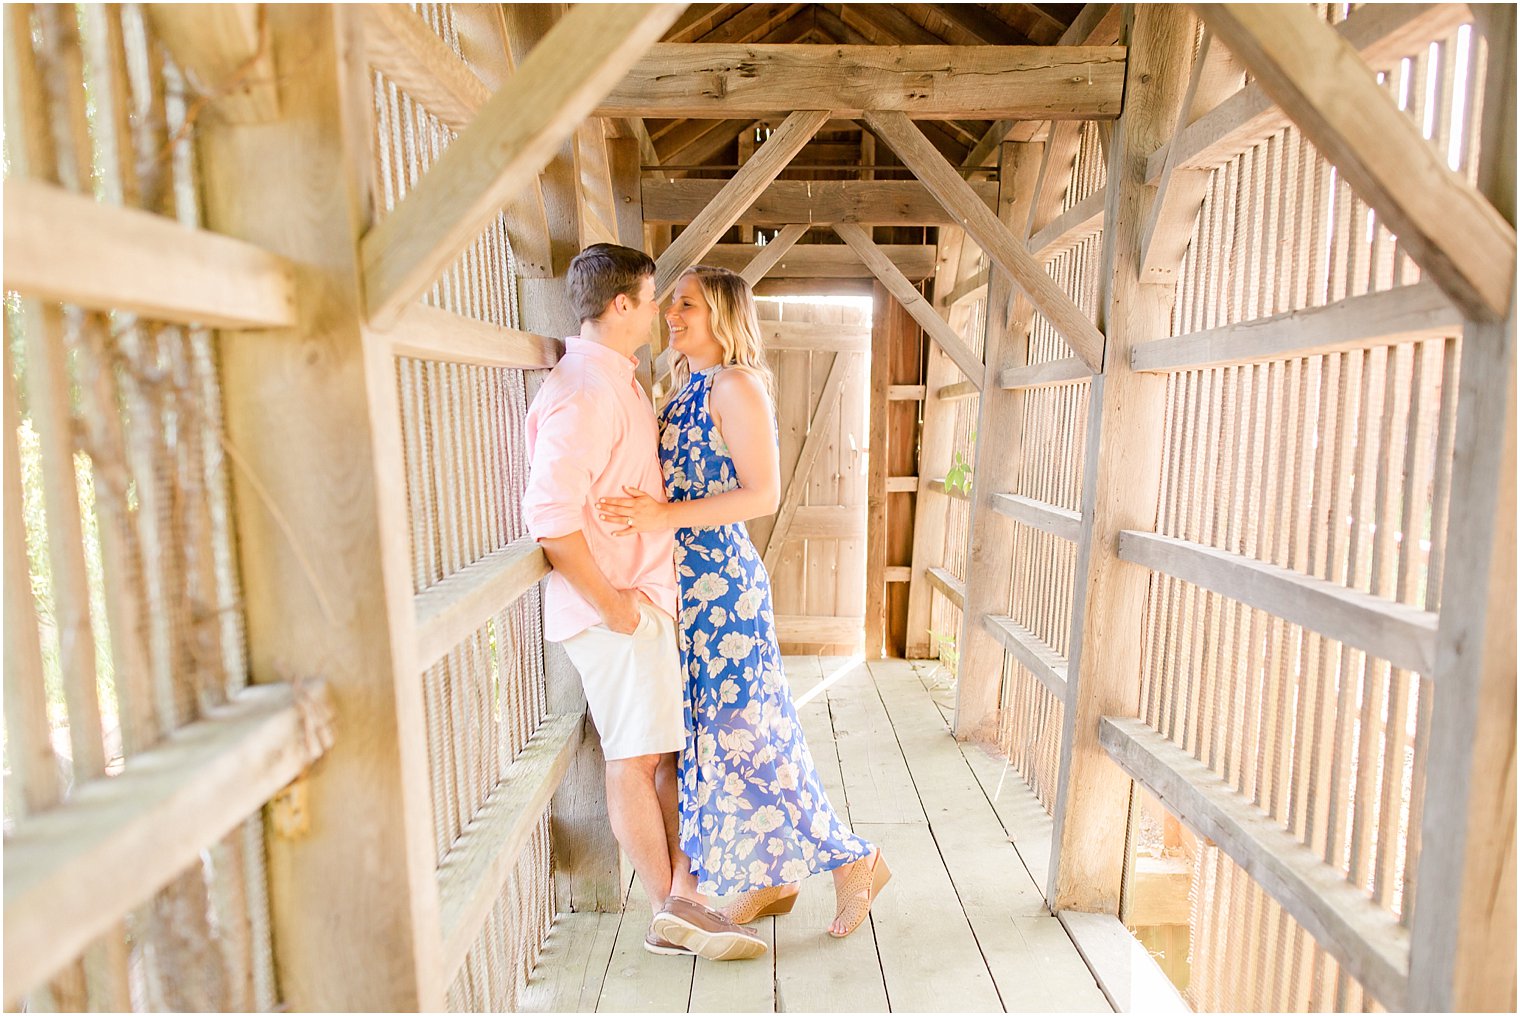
[{"xmin": 659, "ymin": 365, "xmax": 873, "ymax": 897}]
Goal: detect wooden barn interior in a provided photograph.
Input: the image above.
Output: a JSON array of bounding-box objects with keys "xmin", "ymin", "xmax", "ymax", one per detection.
[{"xmin": 3, "ymin": 2, "xmax": 1515, "ymax": 1012}]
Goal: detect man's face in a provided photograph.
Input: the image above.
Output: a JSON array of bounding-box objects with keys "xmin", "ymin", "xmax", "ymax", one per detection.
[{"xmin": 628, "ymin": 274, "xmax": 659, "ymax": 334}]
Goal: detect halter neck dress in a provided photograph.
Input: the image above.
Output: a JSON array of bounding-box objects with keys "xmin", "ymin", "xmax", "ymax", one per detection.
[{"xmin": 658, "ymin": 364, "xmax": 873, "ymax": 897}]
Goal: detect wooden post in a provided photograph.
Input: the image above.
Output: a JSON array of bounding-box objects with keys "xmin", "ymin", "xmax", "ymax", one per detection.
[
  {"xmin": 952, "ymin": 141, "xmax": 1040, "ymax": 742},
  {"xmin": 904, "ymin": 230, "xmax": 971, "ymax": 658},
  {"xmin": 864, "ymin": 281, "xmax": 892, "ymax": 659},
  {"xmin": 194, "ymin": 8, "xmax": 444, "ymax": 1008},
  {"xmin": 1047, "ymin": 4, "xmax": 1195, "ymax": 914},
  {"xmin": 1407, "ymin": 9, "xmax": 1517, "ymax": 1010}
]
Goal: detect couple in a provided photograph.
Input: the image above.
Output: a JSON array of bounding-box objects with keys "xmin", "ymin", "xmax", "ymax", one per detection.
[{"xmin": 522, "ymin": 243, "xmax": 891, "ymax": 962}]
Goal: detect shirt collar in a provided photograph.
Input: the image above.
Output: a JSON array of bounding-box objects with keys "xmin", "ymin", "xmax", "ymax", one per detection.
[{"xmin": 565, "ymin": 336, "xmax": 637, "ymax": 378}]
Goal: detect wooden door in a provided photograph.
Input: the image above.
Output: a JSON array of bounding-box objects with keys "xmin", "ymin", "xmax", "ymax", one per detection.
[{"xmin": 749, "ymin": 297, "xmax": 872, "ymax": 654}]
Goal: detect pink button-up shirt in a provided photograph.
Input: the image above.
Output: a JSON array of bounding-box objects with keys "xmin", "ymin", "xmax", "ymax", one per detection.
[{"xmin": 522, "ymin": 337, "xmax": 678, "ymax": 642}]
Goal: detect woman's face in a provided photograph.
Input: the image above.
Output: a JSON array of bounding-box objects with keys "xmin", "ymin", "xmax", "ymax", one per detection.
[{"xmin": 666, "ymin": 274, "xmax": 723, "ymax": 364}]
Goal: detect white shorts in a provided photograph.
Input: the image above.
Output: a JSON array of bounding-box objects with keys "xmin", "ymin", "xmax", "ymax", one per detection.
[{"xmin": 560, "ymin": 603, "xmax": 685, "ymax": 761}]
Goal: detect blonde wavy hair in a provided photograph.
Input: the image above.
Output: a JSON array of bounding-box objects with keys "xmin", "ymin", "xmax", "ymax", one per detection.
[{"xmin": 670, "ymin": 265, "xmax": 774, "ymax": 400}]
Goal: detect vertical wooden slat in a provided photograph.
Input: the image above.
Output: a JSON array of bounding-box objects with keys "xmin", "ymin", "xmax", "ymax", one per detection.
[
  {"xmin": 1048, "ymin": 4, "xmax": 1195, "ymax": 913},
  {"xmin": 865, "ymin": 282, "xmax": 892, "ymax": 658}
]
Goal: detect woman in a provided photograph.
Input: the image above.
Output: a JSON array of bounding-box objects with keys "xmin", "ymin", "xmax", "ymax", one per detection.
[{"xmin": 597, "ymin": 265, "xmax": 890, "ymax": 938}]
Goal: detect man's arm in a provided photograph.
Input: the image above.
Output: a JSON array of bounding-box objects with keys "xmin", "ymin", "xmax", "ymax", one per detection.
[{"xmin": 538, "ymin": 529, "xmax": 643, "ymax": 634}]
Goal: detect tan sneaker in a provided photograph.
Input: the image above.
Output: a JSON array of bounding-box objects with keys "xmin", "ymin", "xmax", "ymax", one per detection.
[
  {"xmin": 652, "ymin": 897, "xmax": 769, "ymax": 961},
  {"xmin": 643, "ymin": 929, "xmax": 691, "ymax": 956}
]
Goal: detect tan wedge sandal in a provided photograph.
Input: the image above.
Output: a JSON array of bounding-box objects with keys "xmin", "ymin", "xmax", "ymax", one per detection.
[
  {"xmin": 722, "ymin": 883, "xmax": 801, "ymax": 925},
  {"xmin": 829, "ymin": 849, "xmax": 891, "ymax": 938}
]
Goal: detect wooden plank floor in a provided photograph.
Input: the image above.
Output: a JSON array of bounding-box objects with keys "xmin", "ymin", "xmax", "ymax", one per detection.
[{"xmin": 521, "ymin": 657, "xmax": 1111, "ymax": 1013}]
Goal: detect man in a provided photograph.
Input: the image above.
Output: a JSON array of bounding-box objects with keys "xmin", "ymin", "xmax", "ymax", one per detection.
[{"xmin": 522, "ymin": 244, "xmax": 765, "ymax": 962}]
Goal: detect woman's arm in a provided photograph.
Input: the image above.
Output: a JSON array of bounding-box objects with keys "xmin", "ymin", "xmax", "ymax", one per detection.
[{"xmin": 598, "ymin": 368, "xmax": 780, "ymax": 533}]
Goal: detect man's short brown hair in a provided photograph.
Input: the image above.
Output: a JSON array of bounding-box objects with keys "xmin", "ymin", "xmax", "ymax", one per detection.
[{"xmin": 568, "ymin": 243, "xmax": 656, "ymax": 323}]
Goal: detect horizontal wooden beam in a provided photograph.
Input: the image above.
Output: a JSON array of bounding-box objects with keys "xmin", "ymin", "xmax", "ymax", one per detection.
[
  {"xmin": 1148, "ymin": 4, "xmax": 1475, "ymax": 185},
  {"xmin": 1119, "ymin": 530, "xmax": 1439, "ymax": 675},
  {"xmin": 361, "ymin": 3, "xmax": 682, "ymax": 326},
  {"xmin": 1099, "ymin": 716, "xmax": 1410, "ymax": 1009},
  {"xmin": 1196, "ymin": 3, "xmax": 1514, "ymax": 321},
  {"xmin": 761, "ymin": 320, "xmax": 871, "ymax": 352},
  {"xmin": 755, "ymin": 277, "xmax": 875, "ymax": 299},
  {"xmin": 983, "ymin": 613, "xmax": 1068, "ymax": 702},
  {"xmin": 595, "ymin": 44, "xmax": 1126, "ymax": 119},
  {"xmin": 701, "ymin": 242, "xmax": 937, "ymax": 280},
  {"xmin": 888, "ymin": 384, "xmax": 926, "ymax": 401},
  {"xmin": 438, "ymin": 712, "xmax": 579, "ymax": 978},
  {"xmin": 999, "ymin": 356, "xmax": 1092, "ymax": 390},
  {"xmin": 4, "ymin": 682, "xmax": 332, "ymax": 1006},
  {"xmin": 359, "ymin": 4, "xmax": 488, "ymax": 131},
  {"xmin": 3, "ymin": 179, "xmax": 296, "ymax": 329},
  {"xmin": 885, "ymin": 566, "xmax": 912, "ymax": 583},
  {"xmin": 989, "ymin": 492, "xmax": 1082, "ymax": 542},
  {"xmin": 414, "ymin": 538, "xmax": 550, "ymax": 672},
  {"xmin": 926, "ymin": 566, "xmax": 966, "ymax": 609},
  {"xmin": 1029, "ymin": 185, "xmax": 1107, "ymax": 259},
  {"xmin": 864, "ymin": 110, "xmax": 1106, "ymax": 371},
  {"xmin": 641, "ymin": 179, "xmax": 998, "ymax": 225},
  {"xmin": 833, "ymin": 223, "xmax": 983, "ymax": 383},
  {"xmin": 940, "ymin": 269, "xmax": 990, "ymax": 309},
  {"xmin": 384, "ymin": 303, "xmax": 562, "ymax": 369},
  {"xmin": 775, "ymin": 614, "xmax": 864, "ymax": 645},
  {"xmin": 936, "ymin": 380, "xmax": 979, "ymax": 402},
  {"xmin": 886, "ymin": 475, "xmax": 919, "ymax": 494},
  {"xmin": 1130, "ymin": 281, "xmax": 1462, "ymax": 372},
  {"xmin": 788, "ymin": 505, "xmax": 866, "ymax": 540}
]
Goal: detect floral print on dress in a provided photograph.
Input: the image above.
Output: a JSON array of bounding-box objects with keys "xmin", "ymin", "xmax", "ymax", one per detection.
[{"xmin": 659, "ymin": 365, "xmax": 873, "ymax": 897}]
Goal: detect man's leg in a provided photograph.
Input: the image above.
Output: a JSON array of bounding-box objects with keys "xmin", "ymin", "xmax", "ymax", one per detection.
[
  {"xmin": 604, "ymin": 753, "xmax": 675, "ymax": 918},
  {"xmin": 656, "ymin": 752, "xmax": 702, "ymax": 903}
]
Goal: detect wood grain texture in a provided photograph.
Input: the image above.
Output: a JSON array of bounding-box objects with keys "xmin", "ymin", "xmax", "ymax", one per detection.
[
  {"xmin": 3, "ymin": 178, "xmax": 296, "ymax": 328},
  {"xmin": 653, "ymin": 109, "xmax": 830, "ymax": 300},
  {"xmin": 413, "ymin": 538, "xmax": 551, "ymax": 671},
  {"xmin": 642, "ymin": 178, "xmax": 998, "ymax": 225},
  {"xmin": 384, "ymin": 303, "xmax": 562, "ymax": 370},
  {"xmin": 362, "ymin": 4, "xmax": 682, "ymax": 324},
  {"xmin": 595, "ymin": 44, "xmax": 1126, "ymax": 118},
  {"xmin": 3, "ymin": 684, "xmax": 332, "ymax": 1007},
  {"xmin": 865, "ymin": 110, "xmax": 1106, "ymax": 371},
  {"xmin": 145, "ymin": 4, "xmax": 280, "ymax": 123},
  {"xmin": 989, "ymin": 493, "xmax": 1082, "ymax": 542},
  {"xmin": 738, "ymin": 222, "xmax": 807, "ymax": 285},
  {"xmin": 1195, "ymin": 3, "xmax": 1514, "ymax": 321},
  {"xmin": 704, "ymin": 240, "xmax": 936, "ymax": 280}
]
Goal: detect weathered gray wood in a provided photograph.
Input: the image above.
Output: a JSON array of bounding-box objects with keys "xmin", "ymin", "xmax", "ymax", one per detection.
[
  {"xmin": 1148, "ymin": 4, "xmax": 1476, "ymax": 183},
  {"xmin": 436, "ymin": 713, "xmax": 579, "ymax": 979},
  {"xmin": 1119, "ymin": 529, "xmax": 1439, "ymax": 676},
  {"xmin": 1049, "ymin": 4, "xmax": 1195, "ymax": 917},
  {"xmin": 594, "ymin": 44, "xmax": 1125, "ymax": 119},
  {"xmin": 3, "ymin": 178, "xmax": 296, "ymax": 328},
  {"xmin": 762, "ymin": 320, "xmax": 872, "ymax": 352},
  {"xmin": 702, "ymin": 240, "xmax": 936, "ymax": 280},
  {"xmin": 361, "ymin": 3, "xmax": 682, "ymax": 324},
  {"xmin": 1057, "ymin": 909, "xmax": 1189, "ymax": 1013},
  {"xmin": 198, "ymin": 9, "xmax": 448, "ymax": 1007},
  {"xmin": 833, "ymin": 222, "xmax": 982, "ymax": 383},
  {"xmin": 936, "ymin": 379, "xmax": 979, "ymax": 402},
  {"xmin": 595, "ymin": 876, "xmax": 695, "ymax": 1012},
  {"xmin": 764, "ymin": 351, "xmax": 853, "ymax": 572},
  {"xmin": 983, "ymin": 614, "xmax": 1069, "ymax": 705},
  {"xmin": 774, "ymin": 614, "xmax": 864, "ymax": 646},
  {"xmin": 518, "ymin": 912, "xmax": 621, "ymax": 1013},
  {"xmin": 738, "ymin": 222, "xmax": 808, "ymax": 286},
  {"xmin": 1000, "ymin": 356, "xmax": 1093, "ymax": 391},
  {"xmin": 642, "ymin": 178, "xmax": 998, "ymax": 225},
  {"xmin": 1408, "ymin": 10, "xmax": 1517, "ymax": 1007},
  {"xmin": 865, "ymin": 110, "xmax": 1107, "ymax": 371},
  {"xmin": 414, "ymin": 539, "xmax": 551, "ymax": 671},
  {"xmin": 1100, "ymin": 716, "xmax": 1411, "ymax": 1009},
  {"xmin": 989, "ymin": 493, "xmax": 1082, "ymax": 542},
  {"xmin": 1029, "ymin": 185, "xmax": 1106, "ymax": 259},
  {"xmin": 688, "ymin": 913, "xmax": 775, "ymax": 1013},
  {"xmin": 1130, "ymin": 281, "xmax": 1463, "ymax": 372},
  {"xmin": 1196, "ymin": 3, "xmax": 1515, "ymax": 321},
  {"xmin": 654, "ymin": 109, "xmax": 830, "ymax": 300},
  {"xmin": 925, "ymin": 566, "xmax": 966, "ymax": 609},
  {"xmin": 788, "ymin": 505, "xmax": 867, "ymax": 540},
  {"xmin": 3, "ymin": 683, "xmax": 332, "ymax": 1007},
  {"xmin": 384, "ymin": 303, "xmax": 562, "ymax": 370}
]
